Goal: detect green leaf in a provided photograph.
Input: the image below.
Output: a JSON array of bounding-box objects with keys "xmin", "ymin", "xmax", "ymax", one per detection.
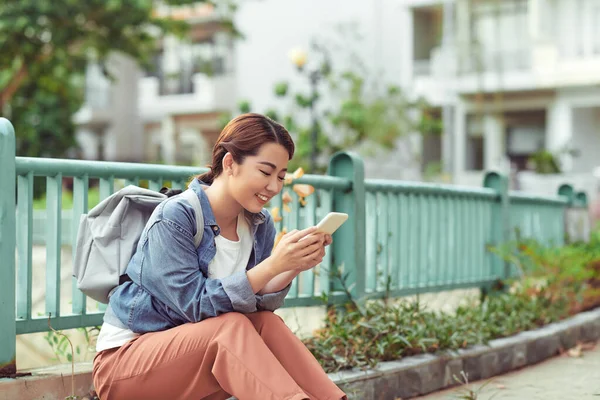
[
  {"xmin": 238, "ymin": 99, "xmax": 251, "ymax": 114},
  {"xmin": 274, "ymin": 81, "xmax": 289, "ymax": 97},
  {"xmin": 264, "ymin": 108, "xmax": 279, "ymax": 122}
]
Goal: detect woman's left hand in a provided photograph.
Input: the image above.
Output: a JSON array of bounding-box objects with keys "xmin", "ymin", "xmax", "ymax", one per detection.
[{"xmin": 295, "ymin": 233, "xmax": 332, "ymax": 272}]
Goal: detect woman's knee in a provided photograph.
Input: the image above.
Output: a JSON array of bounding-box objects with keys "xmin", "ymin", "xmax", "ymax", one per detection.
[
  {"xmin": 246, "ymin": 311, "xmax": 285, "ymax": 331},
  {"xmin": 218, "ymin": 311, "xmax": 256, "ymax": 330}
]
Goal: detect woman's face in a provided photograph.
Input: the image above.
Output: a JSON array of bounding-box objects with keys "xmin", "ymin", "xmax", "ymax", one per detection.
[{"xmin": 228, "ymin": 142, "xmax": 289, "ymax": 213}]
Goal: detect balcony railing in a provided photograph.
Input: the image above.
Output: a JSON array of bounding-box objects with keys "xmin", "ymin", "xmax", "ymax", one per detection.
[{"xmin": 458, "ymin": 48, "xmax": 531, "ymax": 74}]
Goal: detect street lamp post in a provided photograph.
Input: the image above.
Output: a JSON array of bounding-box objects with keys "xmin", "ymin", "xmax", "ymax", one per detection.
[
  {"xmin": 308, "ymin": 69, "xmax": 320, "ymax": 173},
  {"xmin": 289, "ymin": 48, "xmax": 321, "ymax": 173}
]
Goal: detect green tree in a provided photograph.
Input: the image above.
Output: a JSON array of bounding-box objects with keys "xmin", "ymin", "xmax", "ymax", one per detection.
[
  {"xmin": 0, "ymin": 0, "xmax": 238, "ymax": 157},
  {"xmin": 222, "ymin": 25, "xmax": 437, "ymax": 173}
]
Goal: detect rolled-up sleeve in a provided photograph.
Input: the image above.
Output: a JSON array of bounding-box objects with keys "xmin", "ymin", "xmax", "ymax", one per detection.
[
  {"xmin": 141, "ymin": 215, "xmax": 257, "ymax": 323},
  {"xmin": 221, "ymin": 271, "xmax": 259, "ymax": 314},
  {"xmin": 254, "ymin": 214, "xmax": 290, "ymax": 311},
  {"xmin": 256, "ymin": 284, "xmax": 292, "ymax": 311}
]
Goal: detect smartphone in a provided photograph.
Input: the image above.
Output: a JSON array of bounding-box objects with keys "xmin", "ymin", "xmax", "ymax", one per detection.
[{"xmin": 316, "ymin": 212, "xmax": 349, "ymax": 235}]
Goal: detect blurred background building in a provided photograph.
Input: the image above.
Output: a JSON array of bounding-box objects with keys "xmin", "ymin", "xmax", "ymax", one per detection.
[
  {"xmin": 72, "ymin": 0, "xmax": 600, "ymax": 200},
  {"xmin": 73, "ymin": 3, "xmax": 235, "ymax": 167},
  {"xmin": 405, "ymin": 0, "xmax": 600, "ymax": 199}
]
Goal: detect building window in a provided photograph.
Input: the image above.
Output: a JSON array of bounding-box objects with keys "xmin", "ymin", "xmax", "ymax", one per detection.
[
  {"xmin": 467, "ymin": 0, "xmax": 529, "ymax": 73},
  {"xmin": 465, "ymin": 115, "xmax": 484, "ymax": 171},
  {"xmin": 145, "ymin": 49, "xmax": 164, "ymax": 79},
  {"xmin": 412, "ymin": 6, "xmax": 443, "ymax": 76},
  {"xmin": 557, "ymin": 0, "xmax": 600, "ymax": 59},
  {"xmin": 506, "ymin": 125, "xmax": 545, "ymax": 171},
  {"xmin": 147, "ymin": 33, "xmax": 231, "ymax": 96},
  {"xmin": 503, "ymin": 110, "xmax": 546, "ymax": 172},
  {"xmin": 594, "ymin": 4, "xmax": 600, "ymax": 55},
  {"xmin": 191, "ymin": 37, "xmax": 229, "ymax": 77}
]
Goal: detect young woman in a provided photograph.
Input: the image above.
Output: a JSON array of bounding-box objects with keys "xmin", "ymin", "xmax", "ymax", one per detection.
[{"xmin": 92, "ymin": 113, "xmax": 347, "ymax": 400}]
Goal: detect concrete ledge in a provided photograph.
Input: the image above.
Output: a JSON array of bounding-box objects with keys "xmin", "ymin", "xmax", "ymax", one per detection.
[
  {"xmin": 2, "ymin": 308, "xmax": 599, "ymax": 400},
  {"xmin": 0, "ymin": 362, "xmax": 94, "ymax": 400},
  {"xmin": 329, "ymin": 307, "xmax": 600, "ymax": 399}
]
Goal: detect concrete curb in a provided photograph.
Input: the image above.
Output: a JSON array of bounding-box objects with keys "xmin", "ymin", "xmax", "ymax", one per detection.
[
  {"xmin": 2, "ymin": 308, "xmax": 599, "ymax": 400},
  {"xmin": 0, "ymin": 362, "xmax": 94, "ymax": 400},
  {"xmin": 328, "ymin": 307, "xmax": 600, "ymax": 399}
]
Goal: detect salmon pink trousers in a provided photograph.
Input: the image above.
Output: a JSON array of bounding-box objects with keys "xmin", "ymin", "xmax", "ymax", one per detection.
[{"xmin": 92, "ymin": 311, "xmax": 347, "ymax": 400}]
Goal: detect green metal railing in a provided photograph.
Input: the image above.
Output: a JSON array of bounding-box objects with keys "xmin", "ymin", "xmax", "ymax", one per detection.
[
  {"xmin": 14, "ymin": 157, "xmax": 203, "ymax": 333},
  {"xmin": 362, "ymin": 180, "xmax": 499, "ymax": 298},
  {"xmin": 509, "ymin": 193, "xmax": 567, "ymax": 243},
  {"xmin": 0, "ymin": 117, "xmax": 588, "ymax": 376}
]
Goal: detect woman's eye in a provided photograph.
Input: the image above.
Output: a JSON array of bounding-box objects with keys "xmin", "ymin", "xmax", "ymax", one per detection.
[
  {"xmin": 277, "ymin": 176, "xmax": 285, "ymax": 182},
  {"xmin": 260, "ymin": 170, "xmax": 270, "ymax": 176}
]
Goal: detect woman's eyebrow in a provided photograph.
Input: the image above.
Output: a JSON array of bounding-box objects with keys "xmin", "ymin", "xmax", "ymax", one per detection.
[{"xmin": 258, "ymin": 161, "xmax": 287, "ymax": 172}]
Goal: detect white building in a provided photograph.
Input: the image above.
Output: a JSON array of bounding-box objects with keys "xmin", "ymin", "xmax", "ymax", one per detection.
[
  {"xmin": 73, "ymin": 0, "xmax": 419, "ymax": 179},
  {"xmin": 401, "ymin": 0, "xmax": 600, "ymax": 198},
  {"xmin": 74, "ymin": 3, "xmax": 237, "ymax": 167},
  {"xmin": 73, "ymin": 0, "xmax": 600, "ymax": 197}
]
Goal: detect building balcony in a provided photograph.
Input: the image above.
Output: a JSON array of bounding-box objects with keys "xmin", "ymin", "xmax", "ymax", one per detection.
[
  {"xmin": 72, "ymin": 83, "xmax": 114, "ymax": 129},
  {"xmin": 414, "ymin": 42, "xmax": 600, "ymax": 98},
  {"xmin": 411, "ymin": 46, "xmax": 457, "ymax": 105},
  {"xmin": 138, "ymin": 72, "xmax": 235, "ymax": 122},
  {"xmin": 531, "ymin": 43, "xmax": 600, "ymax": 87}
]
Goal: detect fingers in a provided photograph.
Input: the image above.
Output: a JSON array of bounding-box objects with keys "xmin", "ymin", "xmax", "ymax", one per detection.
[
  {"xmin": 299, "ymin": 250, "xmax": 325, "ymax": 270},
  {"xmin": 299, "ymin": 240, "xmax": 323, "ymax": 257},
  {"xmin": 295, "ymin": 233, "xmax": 323, "ymax": 248},
  {"xmin": 287, "ymin": 226, "xmax": 318, "ymax": 243}
]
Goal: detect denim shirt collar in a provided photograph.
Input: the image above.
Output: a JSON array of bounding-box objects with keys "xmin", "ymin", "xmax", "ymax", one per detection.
[{"xmin": 188, "ymin": 178, "xmax": 267, "ymax": 229}]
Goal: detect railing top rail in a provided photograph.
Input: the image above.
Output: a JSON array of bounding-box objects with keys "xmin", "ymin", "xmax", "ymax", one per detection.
[
  {"xmin": 16, "ymin": 157, "xmax": 205, "ymax": 180},
  {"xmin": 293, "ymin": 175, "xmax": 352, "ymax": 191},
  {"xmin": 509, "ymin": 191, "xmax": 569, "ymax": 206},
  {"xmin": 15, "ymin": 156, "xmax": 353, "ymax": 191},
  {"xmin": 364, "ymin": 179, "xmax": 498, "ymax": 200}
]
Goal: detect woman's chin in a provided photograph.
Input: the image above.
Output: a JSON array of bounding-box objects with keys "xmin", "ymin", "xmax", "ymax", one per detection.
[{"xmin": 245, "ymin": 201, "xmax": 265, "ymax": 214}]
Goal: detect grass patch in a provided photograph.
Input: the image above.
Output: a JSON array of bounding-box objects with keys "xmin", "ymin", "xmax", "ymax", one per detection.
[
  {"xmin": 305, "ymin": 228, "xmax": 600, "ymax": 373},
  {"xmin": 33, "ymin": 188, "xmax": 101, "ymax": 210},
  {"xmin": 304, "ymin": 288, "xmax": 569, "ymax": 373}
]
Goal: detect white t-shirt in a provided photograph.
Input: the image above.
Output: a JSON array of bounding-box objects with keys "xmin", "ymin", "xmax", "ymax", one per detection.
[{"xmin": 96, "ymin": 213, "xmax": 253, "ymax": 352}]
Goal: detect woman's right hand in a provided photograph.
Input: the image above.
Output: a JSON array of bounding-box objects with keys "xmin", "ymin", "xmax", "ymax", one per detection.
[{"xmin": 269, "ymin": 226, "xmax": 324, "ymax": 274}]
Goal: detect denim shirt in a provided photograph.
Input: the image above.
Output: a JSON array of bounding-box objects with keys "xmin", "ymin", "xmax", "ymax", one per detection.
[{"xmin": 104, "ymin": 178, "xmax": 290, "ymax": 334}]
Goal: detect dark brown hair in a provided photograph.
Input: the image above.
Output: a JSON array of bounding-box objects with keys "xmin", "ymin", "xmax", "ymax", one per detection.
[{"xmin": 196, "ymin": 113, "xmax": 295, "ymax": 185}]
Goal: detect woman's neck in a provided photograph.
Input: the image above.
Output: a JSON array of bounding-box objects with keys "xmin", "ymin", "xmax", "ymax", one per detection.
[{"xmin": 203, "ymin": 178, "xmax": 242, "ymax": 230}]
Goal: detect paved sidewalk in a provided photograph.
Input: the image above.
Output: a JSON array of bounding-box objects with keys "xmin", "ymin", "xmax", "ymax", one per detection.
[{"xmin": 416, "ymin": 342, "xmax": 600, "ymax": 400}]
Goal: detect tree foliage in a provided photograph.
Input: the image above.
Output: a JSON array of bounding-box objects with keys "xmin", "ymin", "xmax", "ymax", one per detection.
[{"xmin": 0, "ymin": 0, "xmax": 238, "ymax": 157}]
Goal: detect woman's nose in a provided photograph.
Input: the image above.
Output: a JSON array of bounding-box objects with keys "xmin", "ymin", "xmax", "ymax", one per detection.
[{"xmin": 266, "ymin": 178, "xmax": 279, "ymax": 193}]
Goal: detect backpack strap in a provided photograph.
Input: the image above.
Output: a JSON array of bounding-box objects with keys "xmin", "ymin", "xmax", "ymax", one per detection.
[{"xmin": 182, "ymin": 189, "xmax": 204, "ymax": 248}]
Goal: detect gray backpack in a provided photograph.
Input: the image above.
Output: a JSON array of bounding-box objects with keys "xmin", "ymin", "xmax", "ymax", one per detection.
[{"xmin": 73, "ymin": 186, "xmax": 204, "ymax": 304}]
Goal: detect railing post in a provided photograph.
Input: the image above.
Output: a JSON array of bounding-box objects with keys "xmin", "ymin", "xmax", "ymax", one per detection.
[
  {"xmin": 483, "ymin": 171, "xmax": 510, "ymax": 282},
  {"xmin": 328, "ymin": 151, "xmax": 366, "ymax": 301},
  {"xmin": 559, "ymin": 184, "xmax": 590, "ymax": 243},
  {"xmin": 575, "ymin": 191, "xmax": 588, "ymax": 208},
  {"xmin": 558, "ymin": 184, "xmax": 575, "ymax": 205},
  {"xmin": 0, "ymin": 118, "xmax": 16, "ymax": 377}
]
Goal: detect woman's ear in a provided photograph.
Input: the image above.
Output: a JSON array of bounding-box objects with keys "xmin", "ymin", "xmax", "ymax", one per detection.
[{"xmin": 222, "ymin": 152, "xmax": 234, "ymax": 176}]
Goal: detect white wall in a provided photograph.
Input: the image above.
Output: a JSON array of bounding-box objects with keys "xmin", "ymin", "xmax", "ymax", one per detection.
[
  {"xmin": 546, "ymin": 86, "xmax": 600, "ymax": 173},
  {"xmin": 571, "ymin": 107, "xmax": 600, "ymax": 173},
  {"xmin": 233, "ymin": 0, "xmax": 414, "ymax": 179},
  {"xmin": 75, "ymin": 129, "xmax": 100, "ymax": 160},
  {"xmin": 103, "ymin": 54, "xmax": 144, "ymax": 162},
  {"xmin": 234, "ymin": 0, "xmax": 406, "ymax": 113}
]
